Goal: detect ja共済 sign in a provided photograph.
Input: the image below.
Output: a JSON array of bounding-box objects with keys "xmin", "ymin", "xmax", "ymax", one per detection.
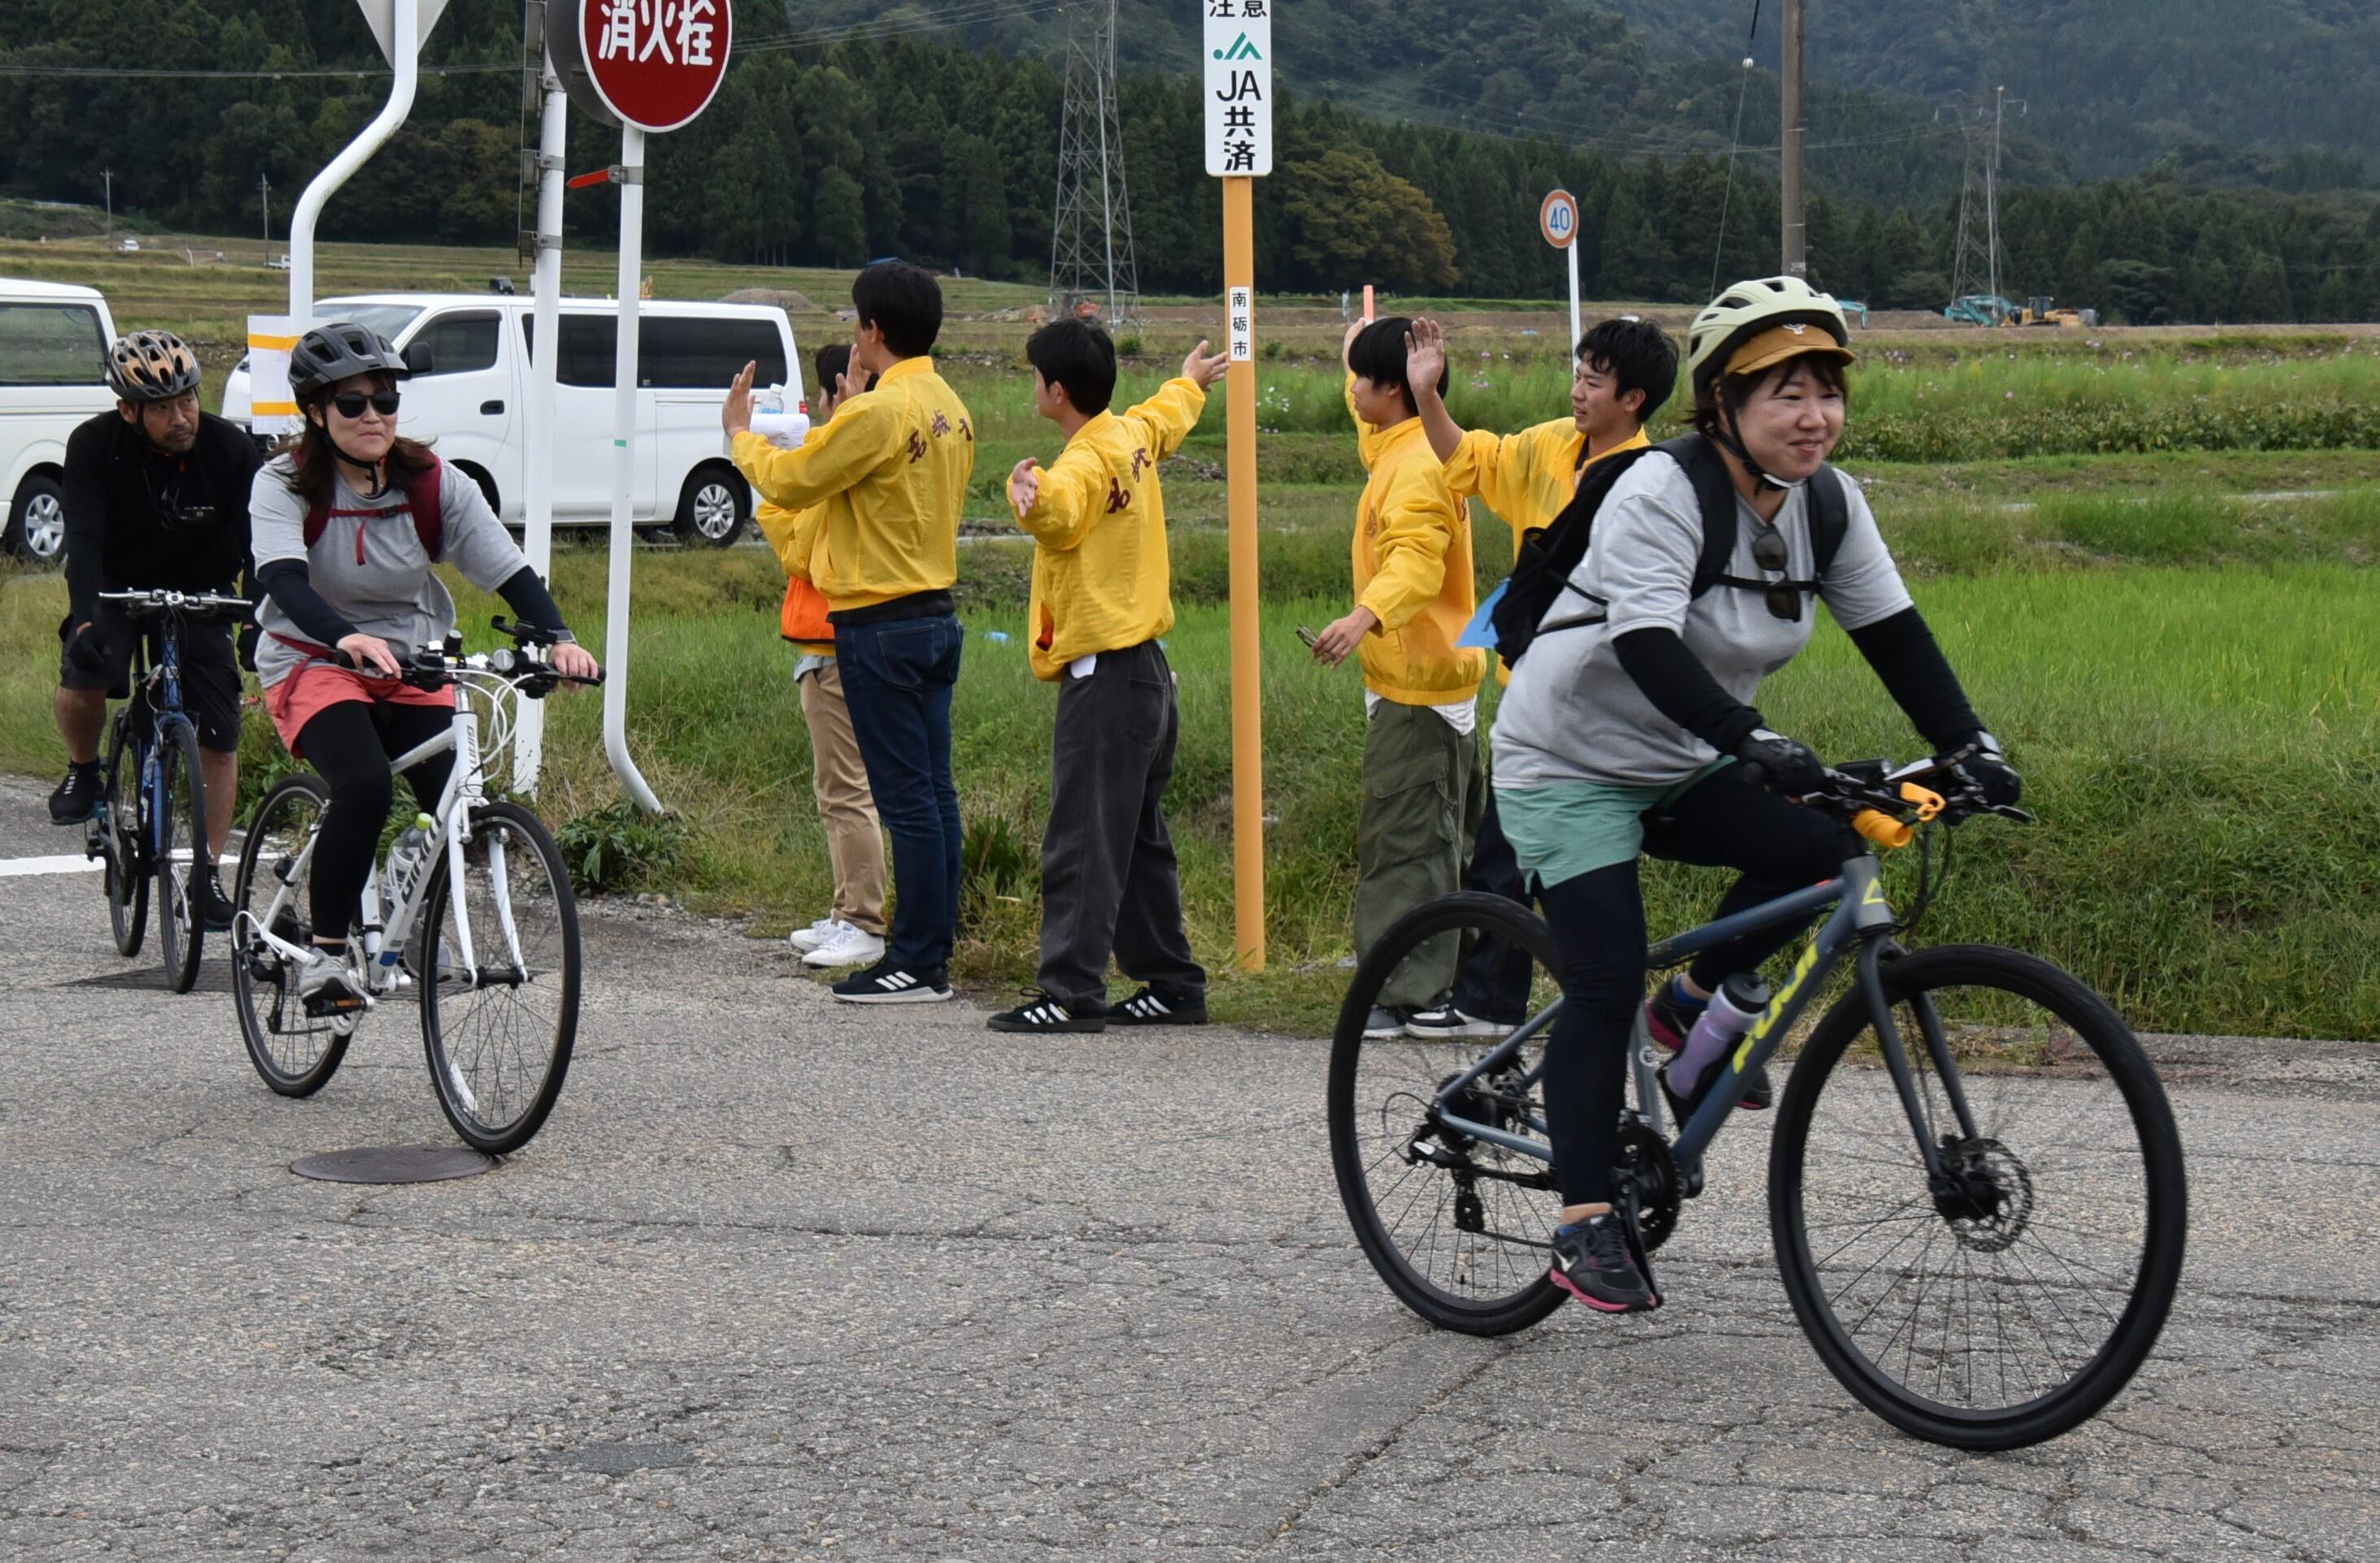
[{"xmin": 1204, "ymin": 1, "xmax": 1272, "ymax": 178}]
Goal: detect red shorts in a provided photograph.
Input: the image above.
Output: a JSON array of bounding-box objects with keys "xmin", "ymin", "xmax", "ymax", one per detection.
[{"xmin": 266, "ymin": 660, "xmax": 455, "ymax": 758}]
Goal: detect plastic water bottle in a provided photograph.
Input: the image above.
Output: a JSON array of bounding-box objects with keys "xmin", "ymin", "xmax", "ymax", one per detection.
[
  {"xmin": 1665, "ymin": 973, "xmax": 1773, "ymax": 1098},
  {"xmin": 381, "ymin": 813, "xmax": 436, "ymax": 922}
]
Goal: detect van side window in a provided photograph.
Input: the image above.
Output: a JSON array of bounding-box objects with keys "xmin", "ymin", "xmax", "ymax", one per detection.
[
  {"xmin": 638, "ymin": 318, "xmax": 789, "ymax": 388},
  {"xmin": 403, "ymin": 312, "xmax": 500, "ymax": 377},
  {"xmin": 0, "ymin": 303, "xmax": 106, "ymax": 387},
  {"xmin": 520, "ymin": 316, "xmax": 617, "ymax": 388}
]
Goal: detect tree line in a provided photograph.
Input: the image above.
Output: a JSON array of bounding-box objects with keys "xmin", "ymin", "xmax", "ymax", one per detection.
[{"xmin": 3, "ymin": 0, "xmax": 2375, "ymax": 323}]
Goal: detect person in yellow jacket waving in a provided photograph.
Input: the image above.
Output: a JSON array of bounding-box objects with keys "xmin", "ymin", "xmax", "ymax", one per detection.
[
  {"xmin": 1390, "ymin": 314, "xmax": 1681, "ymax": 1043},
  {"xmin": 1310, "ymin": 317, "xmax": 1490, "ymax": 1039},
  {"xmin": 989, "ymin": 323, "xmax": 1227, "ymax": 1035},
  {"xmin": 726, "ymin": 262, "xmax": 975, "ymax": 1005}
]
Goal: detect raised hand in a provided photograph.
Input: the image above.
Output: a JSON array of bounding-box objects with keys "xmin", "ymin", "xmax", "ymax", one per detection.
[
  {"xmin": 1181, "ymin": 338, "xmax": 1228, "ymax": 390},
  {"xmin": 722, "ymin": 361, "xmax": 756, "ymax": 437},
  {"xmin": 1404, "ymin": 318, "xmax": 1447, "ymax": 402},
  {"xmin": 1008, "ymin": 457, "xmax": 1041, "ymax": 515}
]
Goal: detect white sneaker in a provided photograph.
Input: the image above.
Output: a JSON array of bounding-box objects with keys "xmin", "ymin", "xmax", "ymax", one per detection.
[
  {"xmin": 803, "ymin": 921, "xmax": 887, "ymax": 969},
  {"xmin": 787, "ymin": 916, "xmax": 837, "ymax": 953}
]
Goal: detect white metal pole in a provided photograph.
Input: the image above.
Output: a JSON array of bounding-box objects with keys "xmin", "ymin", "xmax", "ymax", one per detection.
[
  {"xmin": 602, "ymin": 125, "xmax": 664, "ymax": 815},
  {"xmin": 513, "ymin": 47, "xmax": 569, "ymax": 796},
  {"xmin": 1566, "ymin": 242, "xmax": 1582, "ymax": 353},
  {"xmin": 288, "ymin": 0, "xmax": 419, "ymax": 322}
]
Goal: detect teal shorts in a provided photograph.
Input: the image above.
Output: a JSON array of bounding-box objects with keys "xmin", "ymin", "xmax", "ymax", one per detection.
[{"xmin": 1495, "ymin": 760, "xmax": 1730, "ymax": 890}]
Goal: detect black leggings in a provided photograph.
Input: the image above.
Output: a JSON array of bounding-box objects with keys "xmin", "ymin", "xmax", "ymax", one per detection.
[
  {"xmin": 1537, "ymin": 768, "xmax": 1845, "ymax": 1206},
  {"xmin": 296, "ymin": 701, "xmax": 456, "ymax": 942}
]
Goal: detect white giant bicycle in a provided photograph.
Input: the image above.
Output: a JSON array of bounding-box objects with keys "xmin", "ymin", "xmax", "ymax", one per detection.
[{"xmin": 230, "ymin": 620, "xmax": 599, "ymax": 1154}]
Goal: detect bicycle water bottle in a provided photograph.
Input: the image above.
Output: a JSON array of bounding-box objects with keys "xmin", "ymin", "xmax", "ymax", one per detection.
[
  {"xmin": 381, "ymin": 814, "xmax": 436, "ymax": 921},
  {"xmin": 1665, "ymin": 973, "xmax": 1773, "ymax": 1098}
]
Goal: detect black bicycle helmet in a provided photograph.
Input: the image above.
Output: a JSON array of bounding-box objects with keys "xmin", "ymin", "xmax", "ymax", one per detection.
[
  {"xmin": 106, "ymin": 330, "xmax": 202, "ymax": 403},
  {"xmin": 288, "ymin": 321, "xmax": 410, "ymax": 400}
]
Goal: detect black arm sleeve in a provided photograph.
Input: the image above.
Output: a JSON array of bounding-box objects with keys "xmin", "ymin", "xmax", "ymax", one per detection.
[
  {"xmin": 493, "ymin": 566, "xmax": 569, "ymax": 639},
  {"xmin": 255, "ymin": 559, "xmax": 359, "ymax": 649},
  {"xmin": 1846, "ymin": 606, "xmax": 1983, "ymax": 753},
  {"xmin": 1612, "ymin": 626, "xmax": 1767, "ymax": 756},
  {"xmin": 60, "ymin": 427, "xmax": 109, "ymax": 626}
]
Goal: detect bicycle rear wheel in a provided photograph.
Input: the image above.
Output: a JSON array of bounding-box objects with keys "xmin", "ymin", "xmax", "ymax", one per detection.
[
  {"xmin": 418, "ymin": 801, "xmax": 581, "ymax": 1154},
  {"xmin": 1769, "ymin": 943, "xmax": 2187, "ymax": 1449},
  {"xmin": 154, "ymin": 719, "xmax": 206, "ymax": 994},
  {"xmin": 1328, "ymin": 892, "xmax": 1570, "ymax": 1335},
  {"xmin": 232, "ymin": 773, "xmax": 352, "ymax": 1096},
  {"xmin": 103, "ymin": 713, "xmax": 147, "ymax": 958}
]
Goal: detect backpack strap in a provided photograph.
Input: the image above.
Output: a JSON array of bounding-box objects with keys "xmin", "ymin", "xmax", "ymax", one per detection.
[
  {"xmin": 299, "ymin": 457, "xmax": 444, "ymax": 561},
  {"xmin": 1661, "ymin": 435, "xmax": 1743, "ymax": 600},
  {"xmin": 1702, "ymin": 459, "xmax": 1851, "ymax": 605}
]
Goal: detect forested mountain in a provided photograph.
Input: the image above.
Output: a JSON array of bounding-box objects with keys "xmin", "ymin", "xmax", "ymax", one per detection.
[
  {"xmin": 2, "ymin": 0, "xmax": 2375, "ymax": 321},
  {"xmin": 1599, "ymin": 0, "xmax": 2380, "ymax": 182}
]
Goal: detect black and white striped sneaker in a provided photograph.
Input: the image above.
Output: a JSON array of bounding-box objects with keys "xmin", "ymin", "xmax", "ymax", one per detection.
[
  {"xmin": 1108, "ymin": 985, "xmax": 1208, "ymax": 1027},
  {"xmin": 832, "ymin": 960, "xmax": 954, "ymax": 1005},
  {"xmin": 988, "ymin": 989, "xmax": 1105, "ymax": 1033}
]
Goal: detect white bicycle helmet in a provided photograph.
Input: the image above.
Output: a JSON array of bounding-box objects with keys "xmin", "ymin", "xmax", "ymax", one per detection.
[{"xmin": 1686, "ymin": 275, "xmax": 1850, "ymax": 391}]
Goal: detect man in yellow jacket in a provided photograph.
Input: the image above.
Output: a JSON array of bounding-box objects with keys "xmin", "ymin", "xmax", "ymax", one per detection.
[
  {"xmin": 725, "ymin": 262, "xmax": 975, "ymax": 1004},
  {"xmin": 1311, "ymin": 317, "xmax": 1490, "ymax": 1038},
  {"xmin": 989, "ymin": 324, "xmax": 1227, "ymax": 1034},
  {"xmin": 1393, "ymin": 313, "xmax": 1681, "ymax": 1041}
]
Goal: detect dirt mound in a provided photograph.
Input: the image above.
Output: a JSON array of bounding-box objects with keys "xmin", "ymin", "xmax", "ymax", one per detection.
[{"xmin": 720, "ymin": 287, "xmax": 820, "ymax": 312}]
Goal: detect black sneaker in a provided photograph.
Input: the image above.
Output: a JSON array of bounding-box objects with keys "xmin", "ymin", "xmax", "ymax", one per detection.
[
  {"xmin": 50, "ymin": 760, "xmax": 102, "ymax": 825},
  {"xmin": 1403, "ymin": 1004, "xmax": 1504, "ymax": 1039},
  {"xmin": 194, "ymin": 868, "xmax": 236, "ymax": 932},
  {"xmin": 832, "ymin": 960, "xmax": 954, "ymax": 1005},
  {"xmin": 988, "ymin": 989, "xmax": 1105, "ymax": 1033},
  {"xmin": 1548, "ymin": 1214, "xmax": 1657, "ymax": 1313},
  {"xmin": 1109, "ymin": 985, "xmax": 1208, "ymax": 1026}
]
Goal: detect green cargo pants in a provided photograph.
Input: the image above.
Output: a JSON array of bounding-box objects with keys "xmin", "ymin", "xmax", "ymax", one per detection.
[{"xmin": 1353, "ymin": 698, "xmax": 1486, "ymax": 1011}]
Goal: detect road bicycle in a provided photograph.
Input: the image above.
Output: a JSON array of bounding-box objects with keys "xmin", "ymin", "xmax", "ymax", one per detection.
[
  {"xmin": 1328, "ymin": 752, "xmax": 2187, "ymax": 1449},
  {"xmin": 84, "ymin": 589, "xmax": 252, "ymax": 994},
  {"xmin": 228, "ymin": 620, "xmax": 599, "ymax": 1154}
]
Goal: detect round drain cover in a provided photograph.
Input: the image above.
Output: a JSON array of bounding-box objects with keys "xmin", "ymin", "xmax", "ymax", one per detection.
[{"xmin": 290, "ymin": 1145, "xmax": 496, "ymax": 1184}]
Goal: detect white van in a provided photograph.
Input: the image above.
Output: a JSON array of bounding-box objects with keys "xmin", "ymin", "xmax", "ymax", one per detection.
[
  {"xmin": 223, "ymin": 293, "xmax": 803, "ymax": 545},
  {"xmin": 1, "ymin": 279, "xmax": 121, "ymax": 565}
]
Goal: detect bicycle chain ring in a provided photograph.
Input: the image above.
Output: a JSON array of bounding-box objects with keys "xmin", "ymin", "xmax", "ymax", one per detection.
[
  {"xmin": 1936, "ymin": 1137, "xmax": 2035, "ymax": 1253},
  {"xmin": 1612, "ymin": 1119, "xmax": 1683, "ymax": 1254}
]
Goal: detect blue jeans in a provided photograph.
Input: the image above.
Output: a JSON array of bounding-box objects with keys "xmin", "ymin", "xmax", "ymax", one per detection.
[{"xmin": 835, "ymin": 613, "xmax": 964, "ymax": 972}]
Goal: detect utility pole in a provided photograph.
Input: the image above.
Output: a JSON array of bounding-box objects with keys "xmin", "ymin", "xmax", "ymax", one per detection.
[
  {"xmin": 1779, "ymin": 0, "xmax": 1806, "ymax": 279},
  {"xmin": 102, "ymin": 169, "xmax": 114, "ymax": 237},
  {"xmin": 259, "ymin": 173, "xmax": 271, "ymax": 254},
  {"xmin": 1049, "ymin": 0, "xmax": 1140, "ymax": 325},
  {"xmin": 1986, "ymin": 84, "xmax": 2006, "ymax": 304}
]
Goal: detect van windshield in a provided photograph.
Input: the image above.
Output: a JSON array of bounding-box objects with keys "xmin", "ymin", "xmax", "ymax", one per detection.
[{"xmin": 314, "ymin": 303, "xmax": 425, "ymax": 343}]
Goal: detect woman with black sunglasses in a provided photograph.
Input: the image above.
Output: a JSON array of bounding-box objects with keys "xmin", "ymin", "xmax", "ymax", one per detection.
[
  {"xmin": 246, "ymin": 322, "xmax": 599, "ymax": 1009},
  {"xmin": 1488, "ymin": 277, "xmax": 2022, "ymax": 1314}
]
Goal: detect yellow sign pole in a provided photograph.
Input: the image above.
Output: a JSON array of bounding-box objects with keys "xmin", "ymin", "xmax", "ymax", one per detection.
[{"xmin": 1223, "ymin": 174, "xmax": 1266, "ymax": 971}]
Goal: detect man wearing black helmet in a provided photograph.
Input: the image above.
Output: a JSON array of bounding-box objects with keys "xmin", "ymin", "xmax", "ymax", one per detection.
[{"xmin": 50, "ymin": 329, "xmax": 259, "ymax": 932}]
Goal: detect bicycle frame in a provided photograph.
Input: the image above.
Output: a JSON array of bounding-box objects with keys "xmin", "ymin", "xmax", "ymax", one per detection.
[
  {"xmin": 1425, "ymin": 851, "xmax": 1985, "ymax": 1187},
  {"xmin": 240, "ymin": 679, "xmax": 530, "ymax": 1001}
]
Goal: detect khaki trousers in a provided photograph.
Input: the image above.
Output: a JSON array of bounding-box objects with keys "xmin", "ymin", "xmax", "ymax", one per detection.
[{"xmin": 798, "ymin": 659, "xmax": 888, "ymax": 936}]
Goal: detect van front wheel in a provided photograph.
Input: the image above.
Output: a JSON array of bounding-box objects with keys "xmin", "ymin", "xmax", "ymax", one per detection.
[{"xmin": 673, "ymin": 463, "xmax": 748, "ymax": 547}]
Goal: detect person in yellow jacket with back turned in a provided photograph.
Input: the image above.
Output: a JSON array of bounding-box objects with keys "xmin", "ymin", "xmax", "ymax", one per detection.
[
  {"xmin": 726, "ymin": 262, "xmax": 975, "ymax": 1005},
  {"xmin": 989, "ymin": 323, "xmax": 1228, "ymax": 1035},
  {"xmin": 1391, "ymin": 313, "xmax": 1681, "ymax": 1044},
  {"xmin": 1309, "ymin": 316, "xmax": 1489, "ymax": 1040}
]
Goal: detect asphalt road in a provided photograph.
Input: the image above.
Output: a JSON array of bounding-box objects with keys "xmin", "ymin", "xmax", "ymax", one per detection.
[{"xmin": 1, "ymin": 773, "xmax": 2374, "ymax": 1561}]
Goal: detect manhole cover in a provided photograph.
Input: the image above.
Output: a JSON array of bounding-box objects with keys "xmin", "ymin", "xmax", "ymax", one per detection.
[{"xmin": 290, "ymin": 1145, "xmax": 495, "ymax": 1184}]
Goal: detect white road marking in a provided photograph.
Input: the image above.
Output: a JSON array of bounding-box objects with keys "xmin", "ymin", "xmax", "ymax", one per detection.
[{"xmin": 0, "ymin": 855, "xmax": 106, "ymax": 878}]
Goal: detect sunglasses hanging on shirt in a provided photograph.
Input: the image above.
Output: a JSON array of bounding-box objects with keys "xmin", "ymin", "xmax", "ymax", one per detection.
[
  {"xmin": 331, "ymin": 390, "xmax": 402, "ymax": 419},
  {"xmin": 1750, "ymin": 526, "xmax": 1802, "ymax": 622}
]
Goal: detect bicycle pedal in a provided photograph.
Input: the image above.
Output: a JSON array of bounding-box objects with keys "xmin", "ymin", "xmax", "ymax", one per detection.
[{"xmin": 301, "ymin": 991, "xmax": 370, "ymax": 1019}]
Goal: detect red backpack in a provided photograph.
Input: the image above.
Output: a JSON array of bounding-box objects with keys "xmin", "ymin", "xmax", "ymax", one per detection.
[{"xmin": 303, "ymin": 457, "xmax": 444, "ymax": 565}]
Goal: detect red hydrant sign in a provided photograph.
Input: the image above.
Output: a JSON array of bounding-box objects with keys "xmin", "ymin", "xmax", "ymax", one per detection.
[{"xmin": 577, "ymin": 0, "xmax": 733, "ymax": 133}]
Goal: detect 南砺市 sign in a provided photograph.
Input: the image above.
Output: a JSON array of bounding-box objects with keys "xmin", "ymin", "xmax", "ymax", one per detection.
[
  {"xmin": 574, "ymin": 0, "xmax": 733, "ymax": 134},
  {"xmin": 1205, "ymin": 1, "xmax": 1272, "ymax": 178},
  {"xmin": 1541, "ymin": 188, "xmax": 1579, "ymax": 250},
  {"xmin": 1228, "ymin": 286, "xmax": 1253, "ymax": 362}
]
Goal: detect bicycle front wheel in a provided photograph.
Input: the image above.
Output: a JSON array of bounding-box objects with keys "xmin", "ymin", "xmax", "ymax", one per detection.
[
  {"xmin": 418, "ymin": 801, "xmax": 581, "ymax": 1154},
  {"xmin": 154, "ymin": 718, "xmax": 206, "ymax": 994},
  {"xmin": 1328, "ymin": 892, "xmax": 1569, "ymax": 1336},
  {"xmin": 103, "ymin": 713, "xmax": 147, "ymax": 958},
  {"xmin": 231, "ymin": 773, "xmax": 351, "ymax": 1096},
  {"xmin": 1769, "ymin": 943, "xmax": 2187, "ymax": 1450}
]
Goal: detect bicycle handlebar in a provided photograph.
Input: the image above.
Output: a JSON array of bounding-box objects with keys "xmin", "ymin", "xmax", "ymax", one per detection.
[{"xmin": 98, "ymin": 589, "xmax": 253, "ymax": 621}]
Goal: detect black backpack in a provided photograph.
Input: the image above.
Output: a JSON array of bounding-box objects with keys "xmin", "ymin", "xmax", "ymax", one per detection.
[{"xmin": 1489, "ymin": 432, "xmax": 1850, "ymax": 669}]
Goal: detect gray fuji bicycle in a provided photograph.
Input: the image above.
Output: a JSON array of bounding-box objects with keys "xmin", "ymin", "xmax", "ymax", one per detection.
[
  {"xmin": 228, "ymin": 620, "xmax": 597, "ymax": 1154},
  {"xmin": 1327, "ymin": 752, "xmax": 2187, "ymax": 1449}
]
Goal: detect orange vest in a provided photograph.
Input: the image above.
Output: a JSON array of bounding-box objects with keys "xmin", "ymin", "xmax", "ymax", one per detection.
[{"xmin": 780, "ymin": 578, "xmax": 833, "ymax": 647}]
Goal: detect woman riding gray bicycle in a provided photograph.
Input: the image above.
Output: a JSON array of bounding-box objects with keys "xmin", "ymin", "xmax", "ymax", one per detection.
[
  {"xmin": 248, "ymin": 323, "xmax": 599, "ymax": 1011},
  {"xmin": 1490, "ymin": 278, "xmax": 2022, "ymax": 1312}
]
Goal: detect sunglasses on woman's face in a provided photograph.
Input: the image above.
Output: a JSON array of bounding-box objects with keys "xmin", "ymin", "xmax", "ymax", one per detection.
[
  {"xmin": 331, "ymin": 390, "xmax": 401, "ymax": 419},
  {"xmin": 1750, "ymin": 526, "xmax": 1802, "ymax": 622}
]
